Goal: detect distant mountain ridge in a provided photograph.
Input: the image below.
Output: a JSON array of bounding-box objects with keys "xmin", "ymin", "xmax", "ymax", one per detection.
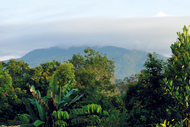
[{"xmin": 15, "ymin": 46, "xmax": 168, "ymax": 79}]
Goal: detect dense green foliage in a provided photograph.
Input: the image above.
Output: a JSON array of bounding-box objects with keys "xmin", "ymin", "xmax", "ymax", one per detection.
[
  {"xmin": 2, "ymin": 26, "xmax": 190, "ymax": 126},
  {"xmin": 0, "ymin": 62, "xmax": 24, "ymax": 119},
  {"xmin": 124, "ymin": 53, "xmax": 171, "ymax": 126},
  {"xmin": 161, "ymin": 25, "xmax": 190, "ymax": 126},
  {"xmin": 69, "ymin": 47, "xmax": 115, "ymax": 94}
]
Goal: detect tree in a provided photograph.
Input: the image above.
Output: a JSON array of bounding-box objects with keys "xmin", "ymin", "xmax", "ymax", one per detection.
[
  {"xmin": 2, "ymin": 59, "xmax": 33, "ymax": 92},
  {"xmin": 31, "ymin": 60, "xmax": 61, "ymax": 96},
  {"xmin": 32, "ymin": 61, "xmax": 75, "ymax": 96},
  {"xmin": 69, "ymin": 47, "xmax": 115, "ymax": 93},
  {"xmin": 162, "ymin": 25, "xmax": 190, "ymax": 126},
  {"xmin": 124, "ymin": 53, "xmax": 169, "ymax": 126},
  {"xmin": 0, "ymin": 62, "xmax": 23, "ymax": 120}
]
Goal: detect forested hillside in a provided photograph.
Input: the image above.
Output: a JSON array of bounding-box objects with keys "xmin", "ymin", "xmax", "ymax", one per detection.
[
  {"xmin": 16, "ymin": 46, "xmax": 168, "ymax": 79},
  {"xmin": 1, "ymin": 26, "xmax": 190, "ymax": 127}
]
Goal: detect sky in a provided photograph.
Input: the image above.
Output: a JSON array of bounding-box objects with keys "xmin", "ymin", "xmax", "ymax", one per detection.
[{"xmin": 1, "ymin": 0, "xmax": 190, "ymax": 61}]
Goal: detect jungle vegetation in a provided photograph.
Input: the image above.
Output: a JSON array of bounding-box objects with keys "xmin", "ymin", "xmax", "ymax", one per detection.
[{"xmin": 1, "ymin": 26, "xmax": 190, "ymax": 127}]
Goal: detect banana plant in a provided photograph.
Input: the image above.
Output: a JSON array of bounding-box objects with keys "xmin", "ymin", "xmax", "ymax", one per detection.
[
  {"xmin": 23, "ymin": 74, "xmax": 84, "ymax": 127},
  {"xmin": 24, "ymin": 86, "xmax": 55, "ymax": 127}
]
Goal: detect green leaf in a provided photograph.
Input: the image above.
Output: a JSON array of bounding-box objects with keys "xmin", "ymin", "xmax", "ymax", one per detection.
[
  {"xmin": 49, "ymin": 74, "xmax": 59, "ymax": 95},
  {"xmin": 72, "ymin": 94, "xmax": 84, "ymax": 103},
  {"xmin": 58, "ymin": 86, "xmax": 61, "ymax": 103},
  {"xmin": 174, "ymin": 57, "xmax": 177, "ymax": 61},
  {"xmin": 31, "ymin": 85, "xmax": 36, "ymax": 91},
  {"xmin": 52, "ymin": 110, "xmax": 56, "ymax": 117},
  {"xmin": 47, "ymin": 90, "xmax": 51, "ymax": 98},
  {"xmin": 175, "ymin": 91, "xmax": 179, "ymax": 96},
  {"xmin": 36, "ymin": 90, "xmax": 41, "ymax": 98},
  {"xmin": 67, "ymin": 95, "xmax": 79, "ymax": 107},
  {"xmin": 64, "ymin": 89, "xmax": 78, "ymax": 99},
  {"xmin": 57, "ymin": 89, "xmax": 80, "ymax": 109},
  {"xmin": 91, "ymin": 104, "xmax": 94, "ymax": 113},
  {"xmin": 28, "ymin": 98, "xmax": 37, "ymax": 107},
  {"xmin": 23, "ymin": 98, "xmax": 37, "ymax": 122},
  {"xmin": 180, "ymin": 93, "xmax": 183, "ymax": 98},
  {"xmin": 58, "ymin": 111, "xmax": 61, "ymax": 120},
  {"xmin": 186, "ymin": 85, "xmax": 190, "ymax": 95},
  {"xmin": 55, "ymin": 94, "xmax": 60, "ymax": 105},
  {"xmin": 33, "ymin": 120, "xmax": 45, "ymax": 127},
  {"xmin": 169, "ymin": 80, "xmax": 173, "ymax": 86},
  {"xmin": 35, "ymin": 99, "xmax": 46, "ymax": 121},
  {"xmin": 178, "ymin": 42, "xmax": 181, "ymax": 48},
  {"xmin": 57, "ymin": 100, "xmax": 66, "ymax": 109}
]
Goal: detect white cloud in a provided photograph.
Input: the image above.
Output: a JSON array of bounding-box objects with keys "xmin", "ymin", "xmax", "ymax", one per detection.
[
  {"xmin": 0, "ymin": 56, "xmax": 20, "ymax": 61},
  {"xmin": 1, "ymin": 17, "xmax": 190, "ymax": 60},
  {"xmin": 156, "ymin": 12, "xmax": 168, "ymax": 17}
]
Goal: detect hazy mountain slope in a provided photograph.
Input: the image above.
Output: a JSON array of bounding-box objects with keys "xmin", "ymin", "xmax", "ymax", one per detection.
[{"xmin": 16, "ymin": 46, "xmax": 168, "ymax": 79}]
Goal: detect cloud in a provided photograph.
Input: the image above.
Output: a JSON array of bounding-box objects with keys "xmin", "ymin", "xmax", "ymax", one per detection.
[
  {"xmin": 156, "ymin": 12, "xmax": 168, "ymax": 17},
  {"xmin": 0, "ymin": 56, "xmax": 20, "ymax": 61},
  {"xmin": 0, "ymin": 17, "xmax": 190, "ymax": 61}
]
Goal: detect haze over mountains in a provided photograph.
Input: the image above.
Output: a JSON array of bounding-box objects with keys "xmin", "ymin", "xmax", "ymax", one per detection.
[{"xmin": 13, "ymin": 46, "xmax": 168, "ymax": 79}]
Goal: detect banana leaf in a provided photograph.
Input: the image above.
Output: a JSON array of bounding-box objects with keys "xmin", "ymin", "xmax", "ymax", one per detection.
[
  {"xmin": 28, "ymin": 98, "xmax": 37, "ymax": 107},
  {"xmin": 58, "ymin": 94, "xmax": 84, "ymax": 109},
  {"xmin": 57, "ymin": 89, "xmax": 77, "ymax": 108},
  {"xmin": 23, "ymin": 97, "xmax": 37, "ymax": 122},
  {"xmin": 27, "ymin": 98, "xmax": 46, "ymax": 121},
  {"xmin": 54, "ymin": 86, "xmax": 61, "ymax": 104},
  {"xmin": 72, "ymin": 94, "xmax": 84, "ymax": 103},
  {"xmin": 67, "ymin": 94, "xmax": 84, "ymax": 106},
  {"xmin": 49, "ymin": 74, "xmax": 59, "ymax": 95},
  {"xmin": 64, "ymin": 89, "xmax": 78, "ymax": 99},
  {"xmin": 35, "ymin": 99, "xmax": 46, "ymax": 121}
]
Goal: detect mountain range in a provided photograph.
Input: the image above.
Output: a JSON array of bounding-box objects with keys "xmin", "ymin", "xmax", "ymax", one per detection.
[{"xmin": 14, "ymin": 46, "xmax": 168, "ymax": 79}]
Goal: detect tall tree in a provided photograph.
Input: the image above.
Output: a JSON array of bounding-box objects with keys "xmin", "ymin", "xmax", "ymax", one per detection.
[
  {"xmin": 163, "ymin": 25, "xmax": 190, "ymax": 126},
  {"xmin": 69, "ymin": 47, "xmax": 115, "ymax": 92},
  {"xmin": 124, "ymin": 53, "xmax": 169, "ymax": 126}
]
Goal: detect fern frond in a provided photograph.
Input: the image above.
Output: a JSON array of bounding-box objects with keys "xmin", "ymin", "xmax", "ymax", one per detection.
[
  {"xmin": 82, "ymin": 104, "xmax": 102, "ymax": 114},
  {"xmin": 52, "ymin": 110, "xmax": 69, "ymax": 120}
]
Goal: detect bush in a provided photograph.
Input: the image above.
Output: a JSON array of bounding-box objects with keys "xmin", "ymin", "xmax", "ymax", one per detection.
[{"xmin": 15, "ymin": 114, "xmax": 30, "ymax": 124}]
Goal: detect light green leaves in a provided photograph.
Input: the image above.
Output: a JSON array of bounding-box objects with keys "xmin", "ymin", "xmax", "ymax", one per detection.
[
  {"xmin": 186, "ymin": 85, "xmax": 190, "ymax": 95},
  {"xmin": 178, "ymin": 42, "xmax": 181, "ymax": 48},
  {"xmin": 175, "ymin": 91, "xmax": 179, "ymax": 96},
  {"xmin": 82, "ymin": 104, "xmax": 102, "ymax": 114},
  {"xmin": 169, "ymin": 80, "xmax": 173, "ymax": 87},
  {"xmin": 33, "ymin": 120, "xmax": 45, "ymax": 127},
  {"xmin": 52, "ymin": 110, "xmax": 69, "ymax": 120}
]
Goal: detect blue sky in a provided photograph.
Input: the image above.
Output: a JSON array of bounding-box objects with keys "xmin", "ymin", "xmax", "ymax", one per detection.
[{"xmin": 1, "ymin": 0, "xmax": 190, "ymax": 61}]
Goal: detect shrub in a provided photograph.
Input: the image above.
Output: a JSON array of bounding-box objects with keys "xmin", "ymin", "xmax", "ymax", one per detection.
[{"xmin": 0, "ymin": 63, "xmax": 22, "ymax": 119}]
